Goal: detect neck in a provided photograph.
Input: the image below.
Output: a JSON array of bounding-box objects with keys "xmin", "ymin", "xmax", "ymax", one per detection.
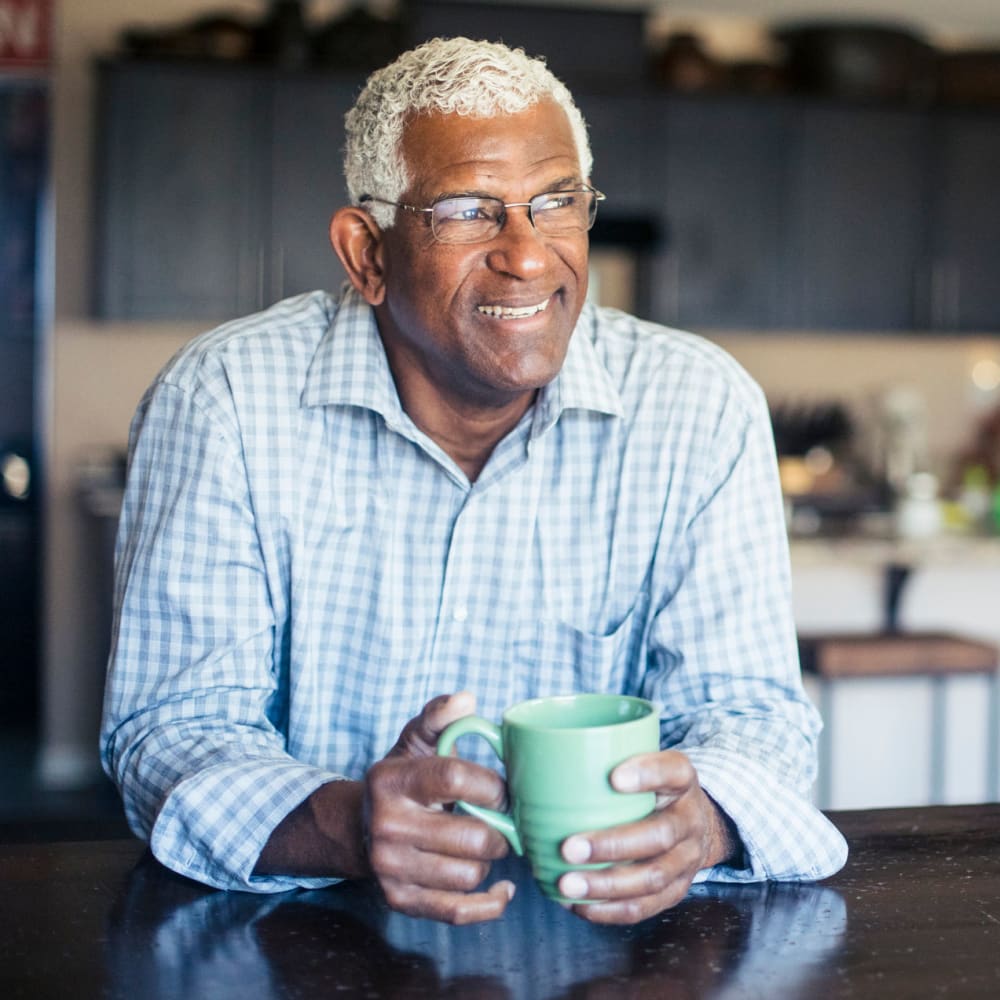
[{"xmin": 398, "ymin": 377, "xmax": 536, "ymax": 482}]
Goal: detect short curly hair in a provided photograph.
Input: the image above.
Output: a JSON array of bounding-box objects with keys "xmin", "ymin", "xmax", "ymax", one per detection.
[{"xmin": 344, "ymin": 36, "xmax": 593, "ymax": 230}]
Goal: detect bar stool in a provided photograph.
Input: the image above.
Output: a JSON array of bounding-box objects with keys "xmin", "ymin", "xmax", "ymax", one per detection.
[{"xmin": 798, "ymin": 631, "xmax": 1000, "ymax": 810}]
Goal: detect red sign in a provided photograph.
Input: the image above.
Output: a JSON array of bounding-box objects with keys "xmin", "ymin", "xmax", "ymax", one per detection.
[{"xmin": 0, "ymin": 0, "xmax": 51, "ymax": 68}]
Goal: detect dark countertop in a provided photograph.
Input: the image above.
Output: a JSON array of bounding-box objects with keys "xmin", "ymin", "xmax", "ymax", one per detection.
[{"xmin": 1, "ymin": 804, "xmax": 999, "ymax": 998}]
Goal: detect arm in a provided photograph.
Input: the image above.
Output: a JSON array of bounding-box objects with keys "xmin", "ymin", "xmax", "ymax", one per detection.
[
  {"xmin": 555, "ymin": 378, "xmax": 846, "ymax": 922},
  {"xmin": 256, "ymin": 692, "xmax": 516, "ymax": 924},
  {"xmin": 101, "ymin": 379, "xmax": 341, "ymax": 891},
  {"xmin": 103, "ymin": 381, "xmax": 513, "ymax": 915}
]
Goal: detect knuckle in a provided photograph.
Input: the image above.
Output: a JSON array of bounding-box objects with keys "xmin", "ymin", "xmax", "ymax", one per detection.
[
  {"xmin": 641, "ymin": 864, "xmax": 671, "ymax": 895},
  {"xmin": 451, "ymin": 860, "xmax": 488, "ymax": 892},
  {"xmin": 367, "ymin": 841, "xmax": 403, "ymax": 879},
  {"xmin": 650, "ymin": 816, "xmax": 678, "ymax": 855}
]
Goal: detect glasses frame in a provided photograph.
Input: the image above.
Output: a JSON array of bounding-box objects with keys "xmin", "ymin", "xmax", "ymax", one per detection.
[{"xmin": 360, "ymin": 185, "xmax": 606, "ymax": 245}]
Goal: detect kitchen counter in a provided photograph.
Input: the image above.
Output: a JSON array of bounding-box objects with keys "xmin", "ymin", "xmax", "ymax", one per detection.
[
  {"xmin": 3, "ymin": 805, "xmax": 999, "ymax": 998},
  {"xmin": 790, "ymin": 531, "xmax": 1000, "ymax": 568}
]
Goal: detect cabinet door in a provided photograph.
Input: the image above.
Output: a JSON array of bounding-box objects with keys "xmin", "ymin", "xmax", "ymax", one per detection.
[
  {"xmin": 649, "ymin": 96, "xmax": 790, "ymax": 330},
  {"xmin": 574, "ymin": 93, "xmax": 651, "ymax": 214},
  {"xmin": 928, "ymin": 111, "xmax": 1000, "ymax": 332},
  {"xmin": 269, "ymin": 76, "xmax": 361, "ymax": 300},
  {"xmin": 94, "ymin": 63, "xmax": 268, "ymax": 320},
  {"xmin": 787, "ymin": 106, "xmax": 928, "ymax": 330}
]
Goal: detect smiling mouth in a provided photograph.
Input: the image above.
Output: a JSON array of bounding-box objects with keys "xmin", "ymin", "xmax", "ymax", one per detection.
[{"xmin": 477, "ymin": 297, "xmax": 551, "ymax": 319}]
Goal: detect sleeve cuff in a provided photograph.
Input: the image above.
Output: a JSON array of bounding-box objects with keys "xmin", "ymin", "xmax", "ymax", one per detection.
[
  {"xmin": 150, "ymin": 758, "xmax": 349, "ymax": 893},
  {"xmin": 683, "ymin": 745, "xmax": 848, "ymax": 884}
]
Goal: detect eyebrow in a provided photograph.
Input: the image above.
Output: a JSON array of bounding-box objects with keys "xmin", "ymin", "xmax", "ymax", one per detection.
[{"xmin": 431, "ymin": 177, "xmax": 585, "ymax": 203}]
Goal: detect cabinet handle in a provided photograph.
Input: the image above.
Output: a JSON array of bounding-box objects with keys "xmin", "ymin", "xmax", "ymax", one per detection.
[
  {"xmin": 256, "ymin": 247, "xmax": 266, "ymax": 310},
  {"xmin": 273, "ymin": 245, "xmax": 285, "ymax": 303},
  {"xmin": 930, "ymin": 259, "xmax": 948, "ymax": 331},
  {"xmin": 949, "ymin": 264, "xmax": 961, "ymax": 331},
  {"xmin": 665, "ymin": 253, "xmax": 680, "ymax": 326}
]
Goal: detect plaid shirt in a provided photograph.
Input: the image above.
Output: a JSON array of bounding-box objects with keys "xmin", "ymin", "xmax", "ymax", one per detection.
[{"xmin": 101, "ymin": 287, "xmax": 847, "ymax": 892}]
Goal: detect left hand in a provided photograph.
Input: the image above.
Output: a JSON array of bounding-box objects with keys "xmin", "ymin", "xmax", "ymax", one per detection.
[{"xmin": 556, "ymin": 749, "xmax": 738, "ymax": 925}]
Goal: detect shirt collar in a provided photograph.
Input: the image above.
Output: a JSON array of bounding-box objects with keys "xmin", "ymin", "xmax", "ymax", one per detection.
[
  {"xmin": 302, "ymin": 288, "xmax": 624, "ymax": 426},
  {"xmin": 301, "ymin": 285, "xmax": 406, "ymax": 425},
  {"xmin": 534, "ymin": 302, "xmax": 625, "ymax": 431}
]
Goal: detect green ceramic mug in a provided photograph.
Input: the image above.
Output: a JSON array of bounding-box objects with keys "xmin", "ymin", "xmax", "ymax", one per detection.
[{"xmin": 436, "ymin": 693, "xmax": 658, "ymax": 902}]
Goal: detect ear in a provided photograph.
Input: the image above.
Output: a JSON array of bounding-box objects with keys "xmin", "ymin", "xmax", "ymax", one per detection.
[{"xmin": 330, "ymin": 206, "xmax": 386, "ymax": 306}]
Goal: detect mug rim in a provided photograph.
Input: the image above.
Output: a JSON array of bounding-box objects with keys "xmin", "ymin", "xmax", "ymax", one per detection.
[{"xmin": 502, "ymin": 693, "xmax": 655, "ymax": 732}]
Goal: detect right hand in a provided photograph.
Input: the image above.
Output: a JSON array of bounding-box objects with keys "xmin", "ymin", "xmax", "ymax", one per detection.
[{"xmin": 363, "ymin": 692, "xmax": 515, "ymax": 924}]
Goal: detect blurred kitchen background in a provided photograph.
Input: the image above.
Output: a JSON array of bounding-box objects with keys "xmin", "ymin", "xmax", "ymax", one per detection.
[{"xmin": 3, "ymin": 0, "xmax": 1000, "ymax": 834}]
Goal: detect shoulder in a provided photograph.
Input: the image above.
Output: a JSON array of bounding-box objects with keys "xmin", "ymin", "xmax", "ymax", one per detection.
[
  {"xmin": 133, "ymin": 291, "xmax": 341, "ymax": 433},
  {"xmin": 155, "ymin": 291, "xmax": 338, "ymax": 393},
  {"xmin": 584, "ymin": 302, "xmax": 767, "ymax": 424}
]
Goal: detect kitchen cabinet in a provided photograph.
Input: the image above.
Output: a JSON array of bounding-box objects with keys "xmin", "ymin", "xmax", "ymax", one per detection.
[
  {"xmin": 649, "ymin": 96, "xmax": 790, "ymax": 329},
  {"xmin": 92, "ymin": 61, "xmax": 656, "ymax": 321},
  {"xmin": 269, "ymin": 75, "xmax": 358, "ymax": 300},
  {"xmin": 574, "ymin": 93, "xmax": 652, "ymax": 215},
  {"xmin": 925, "ymin": 110, "xmax": 1000, "ymax": 331},
  {"xmin": 92, "ymin": 59, "xmax": 1000, "ymax": 332},
  {"xmin": 649, "ymin": 97, "xmax": 932, "ymax": 331},
  {"xmin": 95, "ymin": 62, "xmax": 270, "ymax": 320},
  {"xmin": 786, "ymin": 105, "xmax": 928, "ymax": 330}
]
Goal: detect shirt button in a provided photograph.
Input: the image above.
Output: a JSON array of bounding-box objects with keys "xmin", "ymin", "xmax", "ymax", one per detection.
[{"xmin": 452, "ymin": 605, "xmax": 469, "ymax": 623}]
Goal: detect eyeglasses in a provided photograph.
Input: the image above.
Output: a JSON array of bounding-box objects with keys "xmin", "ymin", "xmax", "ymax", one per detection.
[{"xmin": 360, "ymin": 186, "xmax": 605, "ymax": 245}]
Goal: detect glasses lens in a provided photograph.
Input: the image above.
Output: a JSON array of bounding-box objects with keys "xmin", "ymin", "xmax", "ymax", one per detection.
[
  {"xmin": 430, "ymin": 196, "xmax": 504, "ymax": 244},
  {"xmin": 531, "ymin": 189, "xmax": 598, "ymax": 235}
]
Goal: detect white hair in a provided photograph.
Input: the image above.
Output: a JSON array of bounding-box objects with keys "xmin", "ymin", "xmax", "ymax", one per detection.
[{"xmin": 343, "ymin": 36, "xmax": 593, "ymax": 230}]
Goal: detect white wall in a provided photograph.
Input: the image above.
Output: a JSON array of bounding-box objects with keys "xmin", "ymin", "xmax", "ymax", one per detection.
[{"xmin": 41, "ymin": 0, "xmax": 1000, "ymax": 784}]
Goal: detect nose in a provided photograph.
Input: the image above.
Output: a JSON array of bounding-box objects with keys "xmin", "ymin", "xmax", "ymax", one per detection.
[{"xmin": 485, "ymin": 204, "xmax": 547, "ymax": 279}]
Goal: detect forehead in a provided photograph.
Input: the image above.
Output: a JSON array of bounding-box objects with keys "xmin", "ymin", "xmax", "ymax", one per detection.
[{"xmin": 400, "ymin": 99, "xmax": 581, "ymax": 196}]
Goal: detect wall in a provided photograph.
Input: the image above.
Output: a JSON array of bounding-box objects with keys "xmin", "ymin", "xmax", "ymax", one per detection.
[{"xmin": 41, "ymin": 0, "xmax": 1000, "ymax": 785}]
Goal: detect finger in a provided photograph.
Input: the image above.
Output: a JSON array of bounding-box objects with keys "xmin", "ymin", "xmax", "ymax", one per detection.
[
  {"xmin": 568, "ymin": 873, "xmax": 693, "ymax": 925},
  {"xmin": 558, "ymin": 830, "xmax": 703, "ymax": 903},
  {"xmin": 365, "ymin": 757, "xmax": 509, "ymax": 860},
  {"xmin": 371, "ymin": 800, "xmax": 510, "ymax": 862},
  {"xmin": 609, "ymin": 749, "xmax": 698, "ymax": 803},
  {"xmin": 381, "ymin": 877, "xmax": 516, "ymax": 925},
  {"xmin": 389, "ymin": 691, "xmax": 476, "ymax": 758},
  {"xmin": 381, "ymin": 755, "xmax": 507, "ymax": 813},
  {"xmin": 371, "ymin": 839, "xmax": 501, "ymax": 892},
  {"xmin": 562, "ymin": 804, "xmax": 690, "ymax": 868}
]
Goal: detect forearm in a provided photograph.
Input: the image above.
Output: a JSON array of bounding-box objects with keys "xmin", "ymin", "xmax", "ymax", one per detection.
[
  {"xmin": 702, "ymin": 790, "xmax": 743, "ymax": 869},
  {"xmin": 254, "ymin": 779, "xmax": 371, "ymax": 880}
]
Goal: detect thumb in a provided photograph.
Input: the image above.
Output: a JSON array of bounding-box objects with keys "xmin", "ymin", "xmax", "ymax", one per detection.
[{"xmin": 389, "ymin": 691, "xmax": 476, "ymax": 759}]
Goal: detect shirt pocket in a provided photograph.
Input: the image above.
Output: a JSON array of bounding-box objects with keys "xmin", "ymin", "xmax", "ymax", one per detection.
[{"xmin": 509, "ymin": 598, "xmax": 645, "ymax": 702}]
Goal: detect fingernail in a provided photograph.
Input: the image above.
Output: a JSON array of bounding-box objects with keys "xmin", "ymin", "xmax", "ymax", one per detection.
[
  {"xmin": 504, "ymin": 881, "xmax": 516, "ymax": 901},
  {"xmin": 562, "ymin": 836, "xmax": 591, "ymax": 864},
  {"xmin": 560, "ymin": 872, "xmax": 588, "ymax": 899},
  {"xmin": 613, "ymin": 766, "xmax": 639, "ymax": 792}
]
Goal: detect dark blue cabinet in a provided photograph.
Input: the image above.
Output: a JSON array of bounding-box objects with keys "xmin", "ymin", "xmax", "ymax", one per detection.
[
  {"xmin": 927, "ymin": 110, "xmax": 1000, "ymax": 332},
  {"xmin": 92, "ymin": 60, "xmax": 1000, "ymax": 334},
  {"xmin": 94, "ymin": 62, "xmax": 269, "ymax": 320},
  {"xmin": 786, "ymin": 105, "xmax": 929, "ymax": 330},
  {"xmin": 649, "ymin": 96, "xmax": 790, "ymax": 330}
]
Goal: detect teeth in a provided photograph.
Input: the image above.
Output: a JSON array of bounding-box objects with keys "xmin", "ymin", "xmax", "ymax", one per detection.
[{"xmin": 477, "ymin": 298, "xmax": 550, "ymax": 319}]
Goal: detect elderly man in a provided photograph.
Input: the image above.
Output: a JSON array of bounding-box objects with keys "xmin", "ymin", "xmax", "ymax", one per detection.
[{"xmin": 101, "ymin": 37, "xmax": 846, "ymax": 926}]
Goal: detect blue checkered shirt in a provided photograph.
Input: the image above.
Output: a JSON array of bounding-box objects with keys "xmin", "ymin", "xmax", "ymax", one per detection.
[{"xmin": 101, "ymin": 287, "xmax": 847, "ymax": 892}]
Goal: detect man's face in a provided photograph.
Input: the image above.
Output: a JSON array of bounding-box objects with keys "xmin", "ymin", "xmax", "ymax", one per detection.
[{"xmin": 373, "ymin": 99, "xmax": 591, "ymax": 411}]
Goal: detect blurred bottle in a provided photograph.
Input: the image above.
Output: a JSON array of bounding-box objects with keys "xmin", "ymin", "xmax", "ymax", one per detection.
[
  {"xmin": 896, "ymin": 471, "xmax": 941, "ymax": 540},
  {"xmin": 957, "ymin": 464, "xmax": 993, "ymax": 533}
]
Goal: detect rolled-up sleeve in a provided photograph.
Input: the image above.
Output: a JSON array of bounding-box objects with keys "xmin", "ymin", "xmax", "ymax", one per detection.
[
  {"xmin": 645, "ymin": 379, "xmax": 847, "ymax": 883},
  {"xmin": 101, "ymin": 378, "xmax": 340, "ymax": 892}
]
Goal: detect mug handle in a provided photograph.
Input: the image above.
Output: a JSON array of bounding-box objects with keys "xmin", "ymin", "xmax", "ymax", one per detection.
[{"xmin": 436, "ymin": 715, "xmax": 523, "ymax": 856}]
